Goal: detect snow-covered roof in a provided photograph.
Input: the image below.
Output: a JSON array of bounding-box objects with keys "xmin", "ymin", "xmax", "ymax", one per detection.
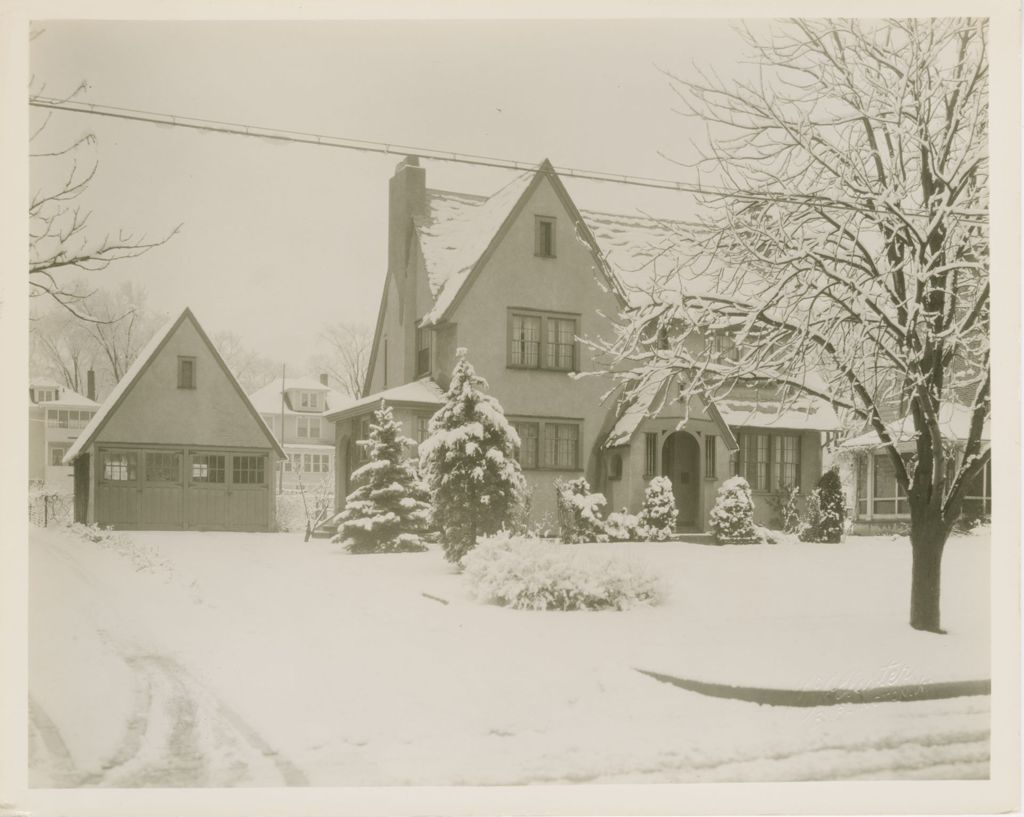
[
  {"xmin": 248, "ymin": 379, "xmax": 352, "ymax": 416},
  {"xmin": 64, "ymin": 308, "xmax": 285, "ymax": 464},
  {"xmin": 35, "ymin": 389, "xmax": 99, "ymax": 408},
  {"xmin": 716, "ymin": 393, "xmax": 844, "ymax": 432},
  {"xmin": 30, "ymin": 377, "xmax": 63, "ymax": 389},
  {"xmin": 325, "ymin": 378, "xmax": 446, "ymax": 422},
  {"xmin": 605, "ymin": 377, "xmax": 673, "ymax": 448},
  {"xmin": 840, "ymin": 403, "xmax": 991, "ymax": 450}
]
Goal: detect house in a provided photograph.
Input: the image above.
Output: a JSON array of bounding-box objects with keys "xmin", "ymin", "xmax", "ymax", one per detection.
[
  {"xmin": 328, "ymin": 156, "xmax": 841, "ymax": 530},
  {"xmin": 28, "ymin": 375, "xmax": 99, "ymax": 488},
  {"xmin": 839, "ymin": 403, "xmax": 991, "ymax": 532},
  {"xmin": 248, "ymin": 376, "xmax": 351, "ymax": 492},
  {"xmin": 63, "ymin": 307, "xmax": 286, "ymax": 531}
]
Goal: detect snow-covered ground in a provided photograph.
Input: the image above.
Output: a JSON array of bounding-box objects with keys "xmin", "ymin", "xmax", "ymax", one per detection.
[{"xmin": 28, "ymin": 525, "xmax": 991, "ymax": 787}]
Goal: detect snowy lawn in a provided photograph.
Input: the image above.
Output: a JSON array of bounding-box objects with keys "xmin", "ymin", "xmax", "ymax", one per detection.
[{"xmin": 28, "ymin": 525, "xmax": 990, "ymax": 787}]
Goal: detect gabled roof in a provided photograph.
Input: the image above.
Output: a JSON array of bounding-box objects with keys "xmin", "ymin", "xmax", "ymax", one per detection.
[
  {"xmin": 840, "ymin": 403, "xmax": 991, "ymax": 450},
  {"xmin": 64, "ymin": 308, "xmax": 286, "ymax": 463},
  {"xmin": 325, "ymin": 378, "xmax": 445, "ymax": 423},
  {"xmin": 36, "ymin": 389, "xmax": 99, "ymax": 408},
  {"xmin": 248, "ymin": 379, "xmax": 352, "ymax": 416}
]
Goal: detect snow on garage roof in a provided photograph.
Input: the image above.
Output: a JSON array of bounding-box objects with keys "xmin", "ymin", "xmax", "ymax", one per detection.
[
  {"xmin": 840, "ymin": 403, "xmax": 991, "ymax": 449},
  {"xmin": 325, "ymin": 378, "xmax": 446, "ymax": 423}
]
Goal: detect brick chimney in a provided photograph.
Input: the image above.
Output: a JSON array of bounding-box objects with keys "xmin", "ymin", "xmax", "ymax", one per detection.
[
  {"xmin": 319, "ymin": 373, "xmax": 329, "ymax": 387},
  {"xmin": 87, "ymin": 369, "xmax": 96, "ymax": 401},
  {"xmin": 388, "ymin": 156, "xmax": 427, "ymax": 384}
]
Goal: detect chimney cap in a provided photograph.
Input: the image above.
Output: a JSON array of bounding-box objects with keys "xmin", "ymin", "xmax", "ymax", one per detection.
[{"xmin": 396, "ymin": 155, "xmax": 420, "ymax": 171}]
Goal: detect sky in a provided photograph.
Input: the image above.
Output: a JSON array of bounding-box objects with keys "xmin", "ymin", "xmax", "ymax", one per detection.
[{"xmin": 28, "ymin": 19, "xmax": 752, "ymax": 372}]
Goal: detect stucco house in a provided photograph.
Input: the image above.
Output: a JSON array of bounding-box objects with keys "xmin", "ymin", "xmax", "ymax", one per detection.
[
  {"xmin": 328, "ymin": 156, "xmax": 841, "ymax": 530},
  {"xmin": 28, "ymin": 376, "xmax": 99, "ymax": 488},
  {"xmin": 64, "ymin": 307, "xmax": 285, "ymax": 531},
  {"xmin": 248, "ymin": 376, "xmax": 351, "ymax": 492}
]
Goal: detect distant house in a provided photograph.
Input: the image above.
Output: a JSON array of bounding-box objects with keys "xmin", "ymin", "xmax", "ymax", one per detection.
[
  {"xmin": 328, "ymin": 156, "xmax": 841, "ymax": 530},
  {"xmin": 840, "ymin": 404, "xmax": 991, "ymax": 532},
  {"xmin": 248, "ymin": 376, "xmax": 351, "ymax": 492},
  {"xmin": 28, "ymin": 376, "xmax": 99, "ymax": 488},
  {"xmin": 64, "ymin": 308, "xmax": 286, "ymax": 531}
]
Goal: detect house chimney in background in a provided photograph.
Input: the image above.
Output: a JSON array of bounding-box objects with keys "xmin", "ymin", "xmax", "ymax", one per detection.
[
  {"xmin": 87, "ymin": 369, "xmax": 96, "ymax": 401},
  {"xmin": 319, "ymin": 373, "xmax": 329, "ymax": 387}
]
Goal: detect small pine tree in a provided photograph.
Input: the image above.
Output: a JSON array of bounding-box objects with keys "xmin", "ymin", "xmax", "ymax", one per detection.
[
  {"xmin": 334, "ymin": 402, "xmax": 431, "ymax": 553},
  {"xmin": 419, "ymin": 349, "xmax": 528, "ymax": 564},
  {"xmin": 799, "ymin": 467, "xmax": 845, "ymax": 543},
  {"xmin": 638, "ymin": 476, "xmax": 677, "ymax": 540},
  {"xmin": 555, "ymin": 477, "xmax": 608, "ymax": 543},
  {"xmin": 708, "ymin": 476, "xmax": 759, "ymax": 544}
]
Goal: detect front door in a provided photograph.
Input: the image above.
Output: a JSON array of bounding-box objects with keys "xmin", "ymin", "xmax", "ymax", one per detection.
[{"xmin": 662, "ymin": 431, "xmax": 700, "ymax": 528}]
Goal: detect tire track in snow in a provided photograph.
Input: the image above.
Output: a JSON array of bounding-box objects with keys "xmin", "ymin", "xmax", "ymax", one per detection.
[{"xmin": 28, "ymin": 696, "xmax": 80, "ymax": 787}]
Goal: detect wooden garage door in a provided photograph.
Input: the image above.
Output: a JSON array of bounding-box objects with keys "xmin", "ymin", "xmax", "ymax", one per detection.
[
  {"xmin": 96, "ymin": 449, "xmax": 141, "ymax": 529},
  {"xmin": 141, "ymin": 450, "xmax": 184, "ymax": 529},
  {"xmin": 186, "ymin": 450, "xmax": 270, "ymax": 531}
]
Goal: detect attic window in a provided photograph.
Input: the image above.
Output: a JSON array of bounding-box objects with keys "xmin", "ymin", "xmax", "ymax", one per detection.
[
  {"xmin": 177, "ymin": 357, "xmax": 196, "ymax": 389},
  {"xmin": 535, "ymin": 216, "xmax": 556, "ymax": 258},
  {"xmin": 298, "ymin": 391, "xmax": 321, "ymax": 410}
]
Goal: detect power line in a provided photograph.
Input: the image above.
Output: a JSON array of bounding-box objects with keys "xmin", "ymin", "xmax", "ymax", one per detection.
[{"xmin": 29, "ymin": 96, "xmax": 988, "ymax": 223}]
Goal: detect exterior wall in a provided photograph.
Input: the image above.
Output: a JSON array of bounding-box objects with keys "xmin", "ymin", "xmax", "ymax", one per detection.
[
  {"xmin": 97, "ymin": 318, "xmax": 271, "ymax": 450},
  {"xmin": 29, "ymin": 402, "xmax": 98, "ymax": 488}
]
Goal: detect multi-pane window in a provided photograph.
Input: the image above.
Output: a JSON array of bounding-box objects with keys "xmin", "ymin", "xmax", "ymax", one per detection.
[
  {"xmin": 145, "ymin": 452, "xmax": 181, "ymax": 482},
  {"xmin": 512, "ymin": 421, "xmax": 540, "ymax": 470},
  {"xmin": 415, "ymin": 326, "xmax": 432, "ymax": 378},
  {"xmin": 509, "ymin": 311, "xmax": 578, "ymax": 372},
  {"xmin": 47, "ymin": 409, "xmax": 94, "ymax": 429},
  {"xmin": 963, "ymin": 458, "xmax": 992, "ymax": 517},
  {"xmin": 705, "ymin": 434, "xmax": 717, "ymax": 478},
  {"xmin": 416, "ymin": 415, "xmax": 431, "ymax": 444},
  {"xmin": 192, "ymin": 454, "xmax": 226, "ymax": 483},
  {"xmin": 102, "ymin": 451, "xmax": 136, "ymax": 481},
  {"xmin": 644, "ymin": 432, "xmax": 658, "ymax": 477},
  {"xmin": 535, "ymin": 216, "xmax": 556, "ymax": 258},
  {"xmin": 297, "ymin": 417, "xmax": 321, "ymax": 439},
  {"xmin": 872, "ymin": 454, "xmax": 909, "ymax": 515},
  {"xmin": 355, "ymin": 418, "xmax": 372, "ymax": 465},
  {"xmin": 49, "ymin": 445, "xmax": 67, "ymax": 466},
  {"xmin": 713, "ymin": 333, "xmax": 740, "ymax": 361},
  {"xmin": 35, "ymin": 389, "xmax": 57, "ymax": 403},
  {"xmin": 545, "ymin": 423, "xmax": 579, "ymax": 470},
  {"xmin": 736, "ymin": 431, "xmax": 801, "ymax": 492},
  {"xmin": 178, "ymin": 356, "xmax": 196, "ymax": 389},
  {"xmin": 302, "ymin": 453, "xmax": 330, "ymax": 473},
  {"xmin": 233, "ymin": 455, "xmax": 265, "ymax": 485},
  {"xmin": 856, "ymin": 455, "xmax": 869, "ymax": 516},
  {"xmin": 299, "ymin": 391, "xmax": 321, "ymax": 410}
]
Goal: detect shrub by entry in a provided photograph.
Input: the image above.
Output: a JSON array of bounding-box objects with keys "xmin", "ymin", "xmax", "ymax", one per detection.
[
  {"xmin": 799, "ymin": 467, "xmax": 846, "ymax": 543},
  {"xmin": 709, "ymin": 476, "xmax": 760, "ymax": 544}
]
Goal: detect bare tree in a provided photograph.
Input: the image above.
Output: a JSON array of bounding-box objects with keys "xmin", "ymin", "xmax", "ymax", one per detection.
[
  {"xmin": 83, "ymin": 282, "xmax": 165, "ymax": 391},
  {"xmin": 213, "ymin": 331, "xmax": 281, "ymax": 393},
  {"xmin": 30, "ymin": 284, "xmax": 100, "ymax": 393},
  {"xmin": 592, "ymin": 19, "xmax": 988, "ymax": 633},
  {"xmin": 307, "ymin": 322, "xmax": 372, "ymax": 397}
]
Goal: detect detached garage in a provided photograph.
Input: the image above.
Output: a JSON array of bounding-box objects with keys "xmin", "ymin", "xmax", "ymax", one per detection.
[{"xmin": 64, "ymin": 307, "xmax": 286, "ymax": 531}]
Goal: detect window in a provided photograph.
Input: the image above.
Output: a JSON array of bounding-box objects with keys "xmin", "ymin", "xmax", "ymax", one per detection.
[
  {"xmin": 415, "ymin": 326, "xmax": 432, "ymax": 378},
  {"xmin": 416, "ymin": 415, "xmax": 432, "ymax": 444},
  {"xmin": 644, "ymin": 432, "xmax": 658, "ymax": 477},
  {"xmin": 544, "ymin": 423, "xmax": 579, "ymax": 470},
  {"xmin": 192, "ymin": 454, "xmax": 226, "ymax": 483},
  {"xmin": 872, "ymin": 454, "xmax": 909, "ymax": 516},
  {"xmin": 735, "ymin": 431, "xmax": 801, "ymax": 492},
  {"xmin": 35, "ymin": 388, "xmax": 56, "ymax": 403},
  {"xmin": 355, "ymin": 418, "xmax": 372, "ymax": 465},
  {"xmin": 46, "ymin": 409, "xmax": 92, "ymax": 429},
  {"xmin": 297, "ymin": 417, "xmax": 321, "ymax": 439},
  {"xmin": 607, "ymin": 453, "xmax": 623, "ymax": 480},
  {"xmin": 232, "ymin": 455, "xmax": 265, "ymax": 485},
  {"xmin": 963, "ymin": 458, "xmax": 992, "ymax": 517},
  {"xmin": 145, "ymin": 451, "xmax": 181, "ymax": 482},
  {"xmin": 298, "ymin": 391, "xmax": 322, "ymax": 410},
  {"xmin": 509, "ymin": 311, "xmax": 578, "ymax": 372},
  {"xmin": 856, "ymin": 455, "xmax": 869, "ymax": 516},
  {"xmin": 713, "ymin": 333, "xmax": 740, "ymax": 361},
  {"xmin": 535, "ymin": 216, "xmax": 556, "ymax": 258},
  {"xmin": 512, "ymin": 421, "xmax": 540, "ymax": 469},
  {"xmin": 705, "ymin": 434, "xmax": 717, "ymax": 478},
  {"xmin": 102, "ymin": 451, "xmax": 136, "ymax": 481},
  {"xmin": 301, "ymin": 453, "xmax": 330, "ymax": 473},
  {"xmin": 49, "ymin": 445, "xmax": 67, "ymax": 466},
  {"xmin": 178, "ymin": 356, "xmax": 196, "ymax": 389}
]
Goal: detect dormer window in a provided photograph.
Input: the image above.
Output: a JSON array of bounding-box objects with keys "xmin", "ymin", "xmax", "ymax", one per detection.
[
  {"xmin": 298, "ymin": 391, "xmax": 321, "ymax": 411},
  {"xmin": 33, "ymin": 388, "xmax": 57, "ymax": 403},
  {"xmin": 535, "ymin": 216, "xmax": 556, "ymax": 258}
]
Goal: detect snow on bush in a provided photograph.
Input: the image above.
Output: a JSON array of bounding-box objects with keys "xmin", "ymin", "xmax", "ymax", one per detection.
[
  {"xmin": 554, "ymin": 477, "xmax": 609, "ymax": 543},
  {"xmin": 708, "ymin": 476, "xmax": 760, "ymax": 544},
  {"xmin": 419, "ymin": 350, "xmax": 528, "ymax": 564},
  {"xmin": 66, "ymin": 522, "xmax": 173, "ymax": 576},
  {"xmin": 768, "ymin": 484, "xmax": 802, "ymax": 533},
  {"xmin": 799, "ymin": 467, "xmax": 846, "ymax": 543},
  {"xmin": 275, "ymin": 492, "xmax": 308, "ymax": 533},
  {"xmin": 463, "ymin": 532, "xmax": 660, "ymax": 611},
  {"xmin": 637, "ymin": 476, "xmax": 678, "ymax": 540},
  {"xmin": 335, "ymin": 402, "xmax": 431, "ymax": 553}
]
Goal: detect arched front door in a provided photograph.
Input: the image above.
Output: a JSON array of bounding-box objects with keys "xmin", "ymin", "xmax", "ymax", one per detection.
[{"xmin": 662, "ymin": 431, "xmax": 701, "ymax": 528}]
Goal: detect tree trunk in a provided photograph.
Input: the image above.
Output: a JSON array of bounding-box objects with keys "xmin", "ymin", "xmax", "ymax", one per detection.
[{"xmin": 909, "ymin": 514, "xmax": 950, "ymax": 633}]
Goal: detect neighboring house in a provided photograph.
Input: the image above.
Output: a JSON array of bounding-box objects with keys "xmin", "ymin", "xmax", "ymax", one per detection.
[
  {"xmin": 64, "ymin": 308, "xmax": 286, "ymax": 531},
  {"xmin": 248, "ymin": 376, "xmax": 351, "ymax": 492},
  {"xmin": 28, "ymin": 376, "xmax": 99, "ymax": 488},
  {"xmin": 327, "ymin": 156, "xmax": 841, "ymax": 530},
  {"xmin": 839, "ymin": 403, "xmax": 992, "ymax": 533}
]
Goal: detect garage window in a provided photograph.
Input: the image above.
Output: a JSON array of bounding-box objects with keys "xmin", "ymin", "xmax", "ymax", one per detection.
[
  {"xmin": 233, "ymin": 455, "xmax": 265, "ymax": 485},
  {"xmin": 178, "ymin": 356, "xmax": 197, "ymax": 389},
  {"xmin": 146, "ymin": 452, "xmax": 181, "ymax": 482},
  {"xmin": 102, "ymin": 451, "xmax": 137, "ymax": 481},
  {"xmin": 192, "ymin": 454, "xmax": 226, "ymax": 483}
]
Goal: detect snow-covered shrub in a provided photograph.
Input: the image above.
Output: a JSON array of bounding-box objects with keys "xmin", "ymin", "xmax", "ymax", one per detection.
[
  {"xmin": 463, "ymin": 532, "xmax": 660, "ymax": 611},
  {"xmin": 275, "ymin": 491, "xmax": 308, "ymax": 533},
  {"xmin": 768, "ymin": 484, "xmax": 802, "ymax": 533},
  {"xmin": 604, "ymin": 509, "xmax": 642, "ymax": 541},
  {"xmin": 419, "ymin": 350, "xmax": 528, "ymax": 564},
  {"xmin": 637, "ymin": 476, "xmax": 677, "ymax": 540},
  {"xmin": 554, "ymin": 477, "xmax": 608, "ymax": 543},
  {"xmin": 708, "ymin": 476, "xmax": 760, "ymax": 544},
  {"xmin": 66, "ymin": 523, "xmax": 172, "ymax": 575},
  {"xmin": 335, "ymin": 402, "xmax": 431, "ymax": 553},
  {"xmin": 799, "ymin": 468, "xmax": 845, "ymax": 543}
]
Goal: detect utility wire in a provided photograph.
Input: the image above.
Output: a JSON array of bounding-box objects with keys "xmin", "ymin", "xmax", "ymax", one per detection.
[{"xmin": 29, "ymin": 96, "xmax": 988, "ymax": 223}]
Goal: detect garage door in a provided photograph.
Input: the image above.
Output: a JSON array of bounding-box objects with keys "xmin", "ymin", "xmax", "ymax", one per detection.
[{"xmin": 96, "ymin": 447, "xmax": 271, "ymax": 531}]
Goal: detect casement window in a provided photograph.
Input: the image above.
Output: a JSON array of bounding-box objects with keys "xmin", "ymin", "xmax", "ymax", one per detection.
[
  {"xmin": 415, "ymin": 326, "xmax": 432, "ymax": 378},
  {"xmin": 416, "ymin": 415, "xmax": 432, "ymax": 444},
  {"xmin": 145, "ymin": 452, "xmax": 181, "ymax": 482},
  {"xmin": 510, "ymin": 419, "xmax": 580, "ymax": 470},
  {"xmin": 47, "ymin": 409, "xmax": 93, "ymax": 429},
  {"xmin": 35, "ymin": 389, "xmax": 56, "ymax": 403},
  {"xmin": 735, "ymin": 431, "xmax": 801, "ymax": 492},
  {"xmin": 512, "ymin": 421, "xmax": 540, "ymax": 470},
  {"xmin": 297, "ymin": 416, "xmax": 321, "ymax": 439},
  {"xmin": 178, "ymin": 357, "xmax": 197, "ymax": 389},
  {"xmin": 102, "ymin": 451, "xmax": 137, "ymax": 482},
  {"xmin": 535, "ymin": 216, "xmax": 556, "ymax": 258},
  {"xmin": 301, "ymin": 453, "xmax": 330, "ymax": 473},
  {"xmin": 869, "ymin": 454, "xmax": 910, "ymax": 516},
  {"xmin": 713, "ymin": 333, "xmax": 740, "ymax": 361},
  {"xmin": 705, "ymin": 434, "xmax": 717, "ymax": 478},
  {"xmin": 644, "ymin": 432, "xmax": 658, "ymax": 477},
  {"xmin": 49, "ymin": 445, "xmax": 67, "ymax": 466},
  {"xmin": 232, "ymin": 455, "xmax": 265, "ymax": 485},
  {"xmin": 192, "ymin": 454, "xmax": 226, "ymax": 483},
  {"xmin": 298, "ymin": 391, "xmax": 322, "ymax": 411},
  {"xmin": 508, "ymin": 310, "xmax": 579, "ymax": 372}
]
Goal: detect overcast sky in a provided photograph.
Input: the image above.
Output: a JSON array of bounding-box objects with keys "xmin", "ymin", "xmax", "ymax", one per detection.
[{"xmin": 29, "ymin": 19, "xmax": 751, "ymax": 372}]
